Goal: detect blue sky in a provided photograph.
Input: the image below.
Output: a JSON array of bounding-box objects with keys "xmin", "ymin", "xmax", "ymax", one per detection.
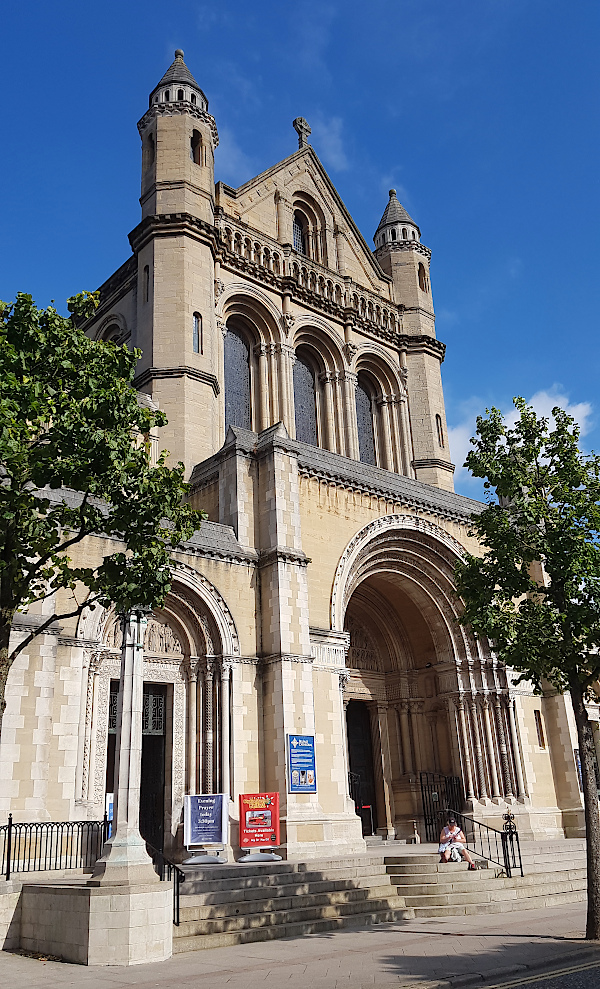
[{"xmin": 1, "ymin": 0, "xmax": 598, "ymax": 496}]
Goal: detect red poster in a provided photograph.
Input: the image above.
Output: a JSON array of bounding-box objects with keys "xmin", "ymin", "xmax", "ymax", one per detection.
[{"xmin": 239, "ymin": 792, "xmax": 280, "ymax": 848}]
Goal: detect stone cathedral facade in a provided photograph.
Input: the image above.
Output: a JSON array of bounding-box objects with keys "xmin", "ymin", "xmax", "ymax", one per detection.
[{"xmin": 1, "ymin": 51, "xmax": 595, "ymax": 858}]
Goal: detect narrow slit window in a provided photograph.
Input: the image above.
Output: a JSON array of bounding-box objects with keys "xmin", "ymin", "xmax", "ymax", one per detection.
[
  {"xmin": 165, "ymin": 90, "xmax": 170, "ymax": 101},
  {"xmin": 190, "ymin": 130, "xmax": 202, "ymax": 164},
  {"xmin": 418, "ymin": 262, "xmax": 428, "ymax": 292},
  {"xmin": 436, "ymin": 413, "xmax": 444, "ymax": 448},
  {"xmin": 193, "ymin": 313, "xmax": 202, "ymax": 354},
  {"xmin": 534, "ymin": 710, "xmax": 546, "ymax": 748},
  {"xmin": 143, "ymin": 265, "xmax": 150, "ymax": 304}
]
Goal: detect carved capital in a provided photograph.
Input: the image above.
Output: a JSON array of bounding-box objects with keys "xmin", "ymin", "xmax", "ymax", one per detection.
[
  {"xmin": 342, "ymin": 341, "xmax": 358, "ymax": 365},
  {"xmin": 214, "ymin": 278, "xmax": 225, "ymax": 301}
]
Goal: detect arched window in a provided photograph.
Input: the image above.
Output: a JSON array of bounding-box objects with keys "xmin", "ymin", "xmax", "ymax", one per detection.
[
  {"xmin": 190, "ymin": 130, "xmax": 202, "ymax": 164},
  {"xmin": 143, "ymin": 265, "xmax": 150, "ymax": 303},
  {"xmin": 100, "ymin": 323, "xmax": 121, "ymax": 343},
  {"xmin": 224, "ymin": 328, "xmax": 251, "ymax": 431},
  {"xmin": 193, "ymin": 313, "xmax": 202, "ymax": 354},
  {"xmin": 143, "ymin": 134, "xmax": 155, "ymax": 172},
  {"xmin": 293, "ymin": 354, "xmax": 318, "ymax": 445},
  {"xmin": 436, "ymin": 414, "xmax": 444, "ymax": 448},
  {"xmin": 402, "ymin": 228, "xmax": 407, "ymax": 239},
  {"xmin": 177, "ymin": 89, "xmax": 184, "ymax": 101},
  {"xmin": 293, "ymin": 212, "xmax": 307, "ymax": 255},
  {"xmin": 418, "ymin": 262, "xmax": 428, "ymax": 292},
  {"xmin": 191, "ymin": 93, "xmax": 197, "ymax": 105},
  {"xmin": 391, "ymin": 229, "xmax": 397, "ymax": 242},
  {"xmin": 165, "ymin": 90, "xmax": 170, "ymax": 101},
  {"xmin": 355, "ymin": 375, "xmax": 377, "ymax": 466},
  {"xmin": 412, "ymin": 230, "xmax": 416, "ymax": 239}
]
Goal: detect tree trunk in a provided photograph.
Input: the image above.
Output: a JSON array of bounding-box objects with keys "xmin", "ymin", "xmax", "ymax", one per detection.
[
  {"xmin": 0, "ymin": 618, "xmax": 12, "ymax": 738},
  {"xmin": 570, "ymin": 678, "xmax": 600, "ymax": 940}
]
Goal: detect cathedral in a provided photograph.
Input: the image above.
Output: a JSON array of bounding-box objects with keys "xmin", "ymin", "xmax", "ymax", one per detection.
[{"xmin": 1, "ymin": 50, "xmax": 594, "ymax": 860}]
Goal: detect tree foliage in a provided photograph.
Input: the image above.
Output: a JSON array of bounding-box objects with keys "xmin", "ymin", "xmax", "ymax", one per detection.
[
  {"xmin": 455, "ymin": 398, "xmax": 600, "ymax": 938},
  {"xmin": 0, "ymin": 292, "xmax": 201, "ymax": 728}
]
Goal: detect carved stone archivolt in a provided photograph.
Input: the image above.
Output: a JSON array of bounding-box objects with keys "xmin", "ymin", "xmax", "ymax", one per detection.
[{"xmin": 345, "ymin": 617, "xmax": 382, "ymax": 673}]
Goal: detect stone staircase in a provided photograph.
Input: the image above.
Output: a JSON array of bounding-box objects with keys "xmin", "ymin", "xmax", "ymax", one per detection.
[
  {"xmin": 172, "ymin": 840, "xmax": 588, "ymax": 952},
  {"xmin": 385, "ymin": 839, "xmax": 587, "ymax": 918},
  {"xmin": 174, "ymin": 853, "xmax": 415, "ymax": 952}
]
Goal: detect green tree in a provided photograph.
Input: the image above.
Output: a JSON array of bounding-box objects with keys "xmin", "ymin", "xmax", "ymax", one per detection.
[
  {"xmin": 455, "ymin": 398, "xmax": 600, "ymax": 939},
  {"xmin": 0, "ymin": 292, "xmax": 201, "ymax": 733}
]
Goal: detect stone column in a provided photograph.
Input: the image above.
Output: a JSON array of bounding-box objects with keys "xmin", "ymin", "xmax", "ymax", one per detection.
[
  {"xmin": 481, "ymin": 696, "xmax": 501, "ymax": 799},
  {"xmin": 220, "ymin": 660, "xmax": 232, "ymax": 799},
  {"xmin": 470, "ymin": 698, "xmax": 488, "ymax": 799},
  {"xmin": 507, "ymin": 697, "xmax": 527, "ymax": 798},
  {"xmin": 397, "ymin": 700, "xmax": 414, "ymax": 774},
  {"xmin": 426, "ymin": 711, "xmax": 441, "ymax": 772},
  {"xmin": 377, "ymin": 396, "xmax": 395, "ymax": 471},
  {"xmin": 456, "ymin": 697, "xmax": 475, "ymax": 800},
  {"xmin": 275, "ymin": 190, "xmax": 292, "ymax": 245},
  {"xmin": 320, "ymin": 372, "xmax": 337, "ymax": 452},
  {"xmin": 339, "ymin": 672, "xmax": 351, "ymax": 796},
  {"xmin": 204, "ymin": 659, "xmax": 215, "ymax": 793},
  {"xmin": 341, "ymin": 370, "xmax": 360, "ymax": 460},
  {"xmin": 369, "ymin": 703, "xmax": 396, "ymax": 838},
  {"xmin": 409, "ymin": 700, "xmax": 427, "ymax": 772},
  {"xmin": 90, "ymin": 609, "xmax": 157, "ymax": 885},
  {"xmin": 494, "ymin": 697, "xmax": 514, "ymax": 797},
  {"xmin": 187, "ymin": 662, "xmax": 198, "ymax": 794},
  {"xmin": 255, "ymin": 343, "xmax": 270, "ymax": 431},
  {"xmin": 277, "ymin": 344, "xmax": 295, "ymax": 437}
]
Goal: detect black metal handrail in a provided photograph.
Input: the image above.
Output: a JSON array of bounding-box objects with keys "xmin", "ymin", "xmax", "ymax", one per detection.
[
  {"xmin": 443, "ymin": 809, "xmax": 524, "ymax": 878},
  {"xmin": 1, "ymin": 814, "xmax": 109, "ymax": 881},
  {"xmin": 145, "ymin": 842, "xmax": 185, "ymax": 926}
]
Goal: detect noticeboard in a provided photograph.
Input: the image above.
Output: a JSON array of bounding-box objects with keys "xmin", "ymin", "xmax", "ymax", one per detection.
[
  {"xmin": 239, "ymin": 792, "xmax": 280, "ymax": 848},
  {"xmin": 287, "ymin": 734, "xmax": 317, "ymax": 793},
  {"xmin": 184, "ymin": 793, "xmax": 229, "ymax": 847}
]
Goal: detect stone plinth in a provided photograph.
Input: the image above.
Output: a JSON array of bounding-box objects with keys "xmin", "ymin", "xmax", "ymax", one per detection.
[{"xmin": 20, "ymin": 881, "xmax": 173, "ymax": 965}]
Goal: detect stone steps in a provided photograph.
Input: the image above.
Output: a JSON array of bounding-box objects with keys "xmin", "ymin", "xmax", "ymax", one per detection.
[
  {"xmin": 382, "ymin": 843, "xmax": 587, "ymax": 918},
  {"xmin": 174, "ymin": 854, "xmax": 413, "ymax": 951}
]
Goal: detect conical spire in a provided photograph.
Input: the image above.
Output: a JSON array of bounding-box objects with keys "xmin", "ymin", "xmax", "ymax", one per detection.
[
  {"xmin": 375, "ymin": 189, "xmax": 419, "ymax": 236},
  {"xmin": 149, "ymin": 49, "xmax": 209, "ymax": 110}
]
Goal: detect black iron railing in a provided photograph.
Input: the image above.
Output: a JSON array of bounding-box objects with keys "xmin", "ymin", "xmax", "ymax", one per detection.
[
  {"xmin": 146, "ymin": 842, "xmax": 185, "ymax": 926},
  {"xmin": 1, "ymin": 814, "xmax": 109, "ymax": 881},
  {"xmin": 444, "ymin": 809, "xmax": 524, "ymax": 878},
  {"xmin": 420, "ymin": 772, "xmax": 464, "ymax": 842}
]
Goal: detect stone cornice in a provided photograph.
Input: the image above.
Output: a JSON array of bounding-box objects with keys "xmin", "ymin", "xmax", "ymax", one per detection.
[
  {"xmin": 134, "ymin": 365, "xmax": 220, "ymax": 396},
  {"xmin": 128, "ymin": 212, "xmax": 219, "ymax": 255},
  {"xmin": 137, "ymin": 103, "xmax": 219, "ymax": 146},
  {"xmin": 412, "ymin": 458, "xmax": 455, "ymax": 474},
  {"xmin": 375, "ymin": 241, "xmax": 432, "ymax": 261},
  {"xmin": 258, "ymin": 546, "xmax": 311, "ymax": 568}
]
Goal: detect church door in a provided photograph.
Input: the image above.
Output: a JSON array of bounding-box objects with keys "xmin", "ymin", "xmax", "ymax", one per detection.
[
  {"xmin": 346, "ymin": 700, "xmax": 378, "ymax": 835},
  {"xmin": 139, "ymin": 684, "xmax": 167, "ymax": 851}
]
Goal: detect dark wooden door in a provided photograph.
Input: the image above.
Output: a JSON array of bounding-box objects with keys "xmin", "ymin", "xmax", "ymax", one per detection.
[
  {"xmin": 139, "ymin": 684, "xmax": 166, "ymax": 851},
  {"xmin": 346, "ymin": 700, "xmax": 378, "ymax": 834}
]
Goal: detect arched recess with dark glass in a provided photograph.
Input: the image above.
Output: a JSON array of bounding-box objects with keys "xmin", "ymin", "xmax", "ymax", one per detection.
[
  {"xmin": 355, "ymin": 373, "xmax": 377, "ymax": 466},
  {"xmin": 293, "ymin": 351, "xmax": 319, "ymax": 445},
  {"xmin": 224, "ymin": 324, "xmax": 252, "ymax": 431},
  {"xmin": 291, "ymin": 192, "xmax": 329, "ymax": 266}
]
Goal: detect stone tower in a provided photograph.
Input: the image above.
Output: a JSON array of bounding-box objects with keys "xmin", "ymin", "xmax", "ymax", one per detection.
[
  {"xmin": 374, "ymin": 190, "xmax": 454, "ymax": 490},
  {"xmin": 132, "ymin": 50, "xmax": 220, "ymax": 471}
]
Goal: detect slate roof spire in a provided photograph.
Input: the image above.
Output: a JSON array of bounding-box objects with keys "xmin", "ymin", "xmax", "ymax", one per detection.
[
  {"xmin": 149, "ymin": 49, "xmax": 209, "ymax": 111},
  {"xmin": 376, "ymin": 189, "xmax": 418, "ymax": 233}
]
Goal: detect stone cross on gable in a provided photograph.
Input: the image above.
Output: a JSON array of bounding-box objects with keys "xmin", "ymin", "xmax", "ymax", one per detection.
[{"xmin": 293, "ymin": 117, "xmax": 311, "ymax": 149}]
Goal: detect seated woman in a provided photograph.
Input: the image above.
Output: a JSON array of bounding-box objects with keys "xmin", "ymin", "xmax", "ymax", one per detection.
[{"xmin": 438, "ymin": 816, "xmax": 477, "ymax": 869}]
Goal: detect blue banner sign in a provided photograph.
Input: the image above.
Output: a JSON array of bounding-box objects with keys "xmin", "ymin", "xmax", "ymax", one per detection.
[
  {"xmin": 288, "ymin": 734, "xmax": 317, "ymax": 793},
  {"xmin": 184, "ymin": 793, "xmax": 228, "ymax": 846}
]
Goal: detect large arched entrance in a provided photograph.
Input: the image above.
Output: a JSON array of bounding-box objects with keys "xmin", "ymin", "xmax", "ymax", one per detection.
[{"xmin": 334, "ymin": 516, "xmax": 519, "ymax": 839}]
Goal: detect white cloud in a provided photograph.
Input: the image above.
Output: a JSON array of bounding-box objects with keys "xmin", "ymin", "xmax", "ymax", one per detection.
[
  {"xmin": 448, "ymin": 386, "xmax": 595, "ymax": 495},
  {"xmin": 310, "ymin": 116, "xmax": 349, "ymax": 172}
]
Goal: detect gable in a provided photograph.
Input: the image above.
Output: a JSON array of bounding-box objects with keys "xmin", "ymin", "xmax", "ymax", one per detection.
[{"xmin": 215, "ymin": 147, "xmax": 392, "ymax": 296}]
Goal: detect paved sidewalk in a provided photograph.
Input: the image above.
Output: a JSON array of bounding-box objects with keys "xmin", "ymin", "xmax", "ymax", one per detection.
[{"xmin": 1, "ymin": 902, "xmax": 599, "ymax": 989}]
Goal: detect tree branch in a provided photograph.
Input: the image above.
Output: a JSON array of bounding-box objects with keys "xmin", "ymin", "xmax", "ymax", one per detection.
[{"xmin": 8, "ymin": 594, "xmax": 103, "ymax": 664}]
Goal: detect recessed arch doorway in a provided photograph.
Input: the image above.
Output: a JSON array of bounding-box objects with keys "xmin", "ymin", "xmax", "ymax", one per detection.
[{"xmin": 336, "ymin": 516, "xmax": 519, "ymax": 839}]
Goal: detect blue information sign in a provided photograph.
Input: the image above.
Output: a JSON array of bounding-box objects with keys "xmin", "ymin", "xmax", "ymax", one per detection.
[
  {"xmin": 288, "ymin": 734, "xmax": 317, "ymax": 793},
  {"xmin": 184, "ymin": 794, "xmax": 228, "ymax": 846}
]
